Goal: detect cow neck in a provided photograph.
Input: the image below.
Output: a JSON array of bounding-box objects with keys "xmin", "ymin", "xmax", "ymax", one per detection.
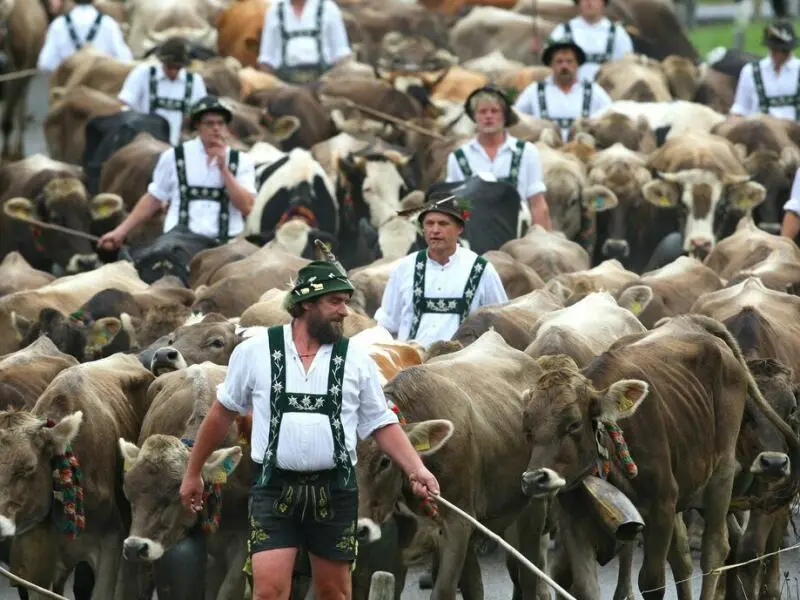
[
  {"xmin": 391, "ymin": 404, "xmax": 441, "ymax": 519},
  {"xmin": 42, "ymin": 418, "xmax": 86, "ymax": 539},
  {"xmin": 180, "ymin": 432, "xmax": 234, "ymax": 534}
]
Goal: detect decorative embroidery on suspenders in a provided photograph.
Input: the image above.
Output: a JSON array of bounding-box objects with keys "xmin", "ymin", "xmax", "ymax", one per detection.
[
  {"xmin": 277, "ymin": 0, "xmax": 326, "ymax": 81},
  {"xmin": 751, "ymin": 61, "xmax": 800, "ymax": 116},
  {"xmin": 563, "ymin": 21, "xmax": 617, "ymax": 64},
  {"xmin": 258, "ymin": 326, "xmax": 354, "ymax": 490},
  {"xmin": 408, "ymin": 251, "xmax": 487, "ymax": 340},
  {"xmin": 173, "ymin": 144, "xmax": 239, "ymax": 244},
  {"xmin": 453, "ymin": 140, "xmax": 525, "ymax": 187},
  {"xmin": 537, "ymin": 80, "xmax": 593, "ymax": 131},
  {"xmin": 64, "ymin": 11, "xmax": 103, "ymax": 50},
  {"xmin": 148, "ymin": 66, "xmax": 195, "ymax": 114}
]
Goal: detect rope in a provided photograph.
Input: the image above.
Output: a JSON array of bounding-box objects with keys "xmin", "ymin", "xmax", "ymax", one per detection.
[
  {"xmin": 430, "ymin": 493, "xmax": 578, "ymax": 600},
  {"xmin": 0, "ymin": 68, "xmax": 39, "ymax": 83},
  {"xmin": 0, "ymin": 565, "xmax": 69, "ymax": 600}
]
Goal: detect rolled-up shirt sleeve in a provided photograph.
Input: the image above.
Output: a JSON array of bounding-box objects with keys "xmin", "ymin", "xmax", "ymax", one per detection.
[
  {"xmin": 730, "ymin": 64, "xmax": 756, "ymax": 116},
  {"xmin": 445, "ymin": 152, "xmax": 464, "ymax": 182},
  {"xmin": 37, "ymin": 20, "xmax": 64, "ymax": 72},
  {"xmin": 522, "ymin": 143, "xmax": 547, "ymax": 197},
  {"xmin": 514, "ymin": 83, "xmax": 539, "ymax": 117},
  {"xmin": 324, "ymin": 1, "xmax": 352, "ymax": 64},
  {"xmin": 476, "ymin": 261, "xmax": 508, "ymax": 308},
  {"xmin": 216, "ymin": 341, "xmax": 255, "ymax": 415},
  {"xmin": 590, "ymin": 84, "xmax": 613, "ymax": 115},
  {"xmin": 783, "ymin": 167, "xmax": 800, "ymax": 214},
  {"xmin": 118, "ymin": 64, "xmax": 146, "ymax": 111},
  {"xmin": 234, "ymin": 152, "xmax": 258, "ymax": 195},
  {"xmin": 355, "ymin": 347, "xmax": 400, "ymax": 439},
  {"xmin": 146, "ymin": 148, "xmax": 177, "ymax": 205},
  {"xmin": 108, "ymin": 19, "xmax": 133, "ymax": 61},
  {"xmin": 257, "ymin": 3, "xmax": 282, "ymax": 68}
]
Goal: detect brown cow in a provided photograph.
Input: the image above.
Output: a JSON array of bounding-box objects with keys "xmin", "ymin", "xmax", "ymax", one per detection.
[
  {"xmin": 485, "ymin": 250, "xmax": 545, "ymax": 299},
  {"xmin": 188, "ymin": 238, "xmax": 261, "ymax": 288},
  {"xmin": 500, "ymin": 225, "xmax": 591, "ymax": 281},
  {"xmin": 245, "ymin": 86, "xmax": 335, "ymax": 150},
  {"xmin": 573, "ymin": 113, "xmax": 657, "ymax": 153},
  {"xmin": 0, "ymin": 353, "xmax": 154, "ymax": 598},
  {"xmin": 0, "ymin": 336, "xmax": 78, "ymax": 410},
  {"xmin": 49, "ymin": 47, "xmax": 134, "ymax": 100},
  {"xmin": 520, "ymin": 314, "xmax": 800, "ymax": 599},
  {"xmin": 0, "ymin": 252, "xmax": 55, "ymax": 297},
  {"xmin": 216, "ymin": 0, "xmax": 269, "ymax": 68},
  {"xmin": 596, "ymin": 55, "xmax": 672, "ymax": 103},
  {"xmin": 727, "ymin": 247, "xmax": 800, "ymax": 294},
  {"xmin": 552, "ymin": 259, "xmax": 641, "ymax": 299}
]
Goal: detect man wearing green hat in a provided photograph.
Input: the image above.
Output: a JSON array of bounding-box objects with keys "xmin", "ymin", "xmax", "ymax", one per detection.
[
  {"xmin": 98, "ymin": 95, "xmax": 256, "ymax": 251},
  {"xmin": 118, "ymin": 36, "xmax": 208, "ymax": 145},
  {"xmin": 179, "ymin": 258, "xmax": 440, "ymax": 599},
  {"xmin": 376, "ymin": 193, "xmax": 508, "ymax": 348}
]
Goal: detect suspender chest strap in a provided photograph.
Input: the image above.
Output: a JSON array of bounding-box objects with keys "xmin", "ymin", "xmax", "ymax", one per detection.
[
  {"xmin": 750, "ymin": 61, "xmax": 800, "ymax": 116},
  {"xmin": 537, "ymin": 80, "xmax": 593, "ymax": 131},
  {"xmin": 454, "ymin": 140, "xmax": 525, "ymax": 187},
  {"xmin": 173, "ymin": 144, "xmax": 239, "ymax": 244},
  {"xmin": 257, "ymin": 326, "xmax": 354, "ymax": 490},
  {"xmin": 454, "ymin": 148, "xmax": 473, "ymax": 178},
  {"xmin": 563, "ymin": 21, "xmax": 616, "ymax": 64},
  {"xmin": 408, "ymin": 250, "xmax": 488, "ymax": 340},
  {"xmin": 277, "ymin": 0, "xmax": 327, "ymax": 83},
  {"xmin": 148, "ymin": 66, "xmax": 195, "ymax": 114},
  {"xmin": 64, "ymin": 11, "xmax": 103, "ymax": 50}
]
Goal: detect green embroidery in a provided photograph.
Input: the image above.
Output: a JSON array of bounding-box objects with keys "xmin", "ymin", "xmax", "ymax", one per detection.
[
  {"xmin": 149, "ymin": 66, "xmax": 194, "ymax": 114},
  {"xmin": 751, "ymin": 61, "xmax": 800, "ymax": 116},
  {"xmin": 335, "ymin": 521, "xmax": 358, "ymax": 555}
]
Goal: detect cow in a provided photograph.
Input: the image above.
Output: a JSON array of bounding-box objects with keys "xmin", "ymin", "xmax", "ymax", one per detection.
[
  {"xmin": 356, "ymin": 330, "xmax": 549, "ymax": 600},
  {"xmin": 1, "ymin": 0, "xmax": 47, "ymax": 160},
  {"xmin": 188, "ymin": 239, "xmax": 260, "ymax": 289},
  {"xmin": 616, "ymin": 256, "xmax": 724, "ymax": 328},
  {"xmin": 49, "ymin": 47, "xmax": 135, "ymax": 99},
  {"xmin": 126, "ymin": 0, "xmax": 219, "ymax": 58},
  {"xmin": 0, "ymin": 336, "xmax": 78, "ymax": 410},
  {"xmin": 0, "ymin": 252, "xmax": 55, "ymax": 297},
  {"xmin": 499, "ymin": 225, "xmax": 591, "ymax": 282},
  {"xmin": 520, "ymin": 314, "xmax": 800, "ymax": 600},
  {"xmin": 245, "ymin": 86, "xmax": 336, "ymax": 150},
  {"xmin": 596, "ymin": 55, "xmax": 672, "ymax": 103},
  {"xmin": 728, "ymin": 247, "xmax": 800, "ymax": 294},
  {"xmin": 525, "ymin": 291, "xmax": 646, "ymax": 366},
  {"xmin": 594, "ymin": 100, "xmax": 726, "ymax": 142},
  {"xmin": 641, "ymin": 132, "xmax": 766, "ymax": 259},
  {"xmin": 552, "ymin": 259, "xmax": 641, "ymax": 300},
  {"xmin": 448, "ymin": 7, "xmax": 553, "ymax": 63},
  {"xmin": 573, "ymin": 113, "xmax": 657, "ymax": 153},
  {"xmin": 216, "ymin": 0, "xmax": 269, "ymax": 68},
  {"xmin": 485, "ymin": 250, "xmax": 545, "ymax": 299},
  {"xmin": 0, "ymin": 353, "xmax": 154, "ymax": 599}
]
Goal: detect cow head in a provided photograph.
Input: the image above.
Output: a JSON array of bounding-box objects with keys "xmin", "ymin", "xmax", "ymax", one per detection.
[
  {"xmin": 574, "ymin": 114, "xmax": 657, "ymax": 153},
  {"xmin": 0, "ymin": 410, "xmax": 83, "ymax": 539},
  {"xmin": 145, "ymin": 313, "xmax": 239, "ymax": 375},
  {"xmin": 743, "ymin": 147, "xmax": 800, "ymax": 234},
  {"xmin": 521, "ymin": 355, "xmax": 648, "ymax": 498},
  {"xmin": 642, "ymin": 169, "xmax": 766, "ymax": 260},
  {"xmin": 355, "ymin": 419, "xmax": 453, "ymax": 531},
  {"xmin": 119, "ymin": 436, "xmax": 241, "ymax": 561}
]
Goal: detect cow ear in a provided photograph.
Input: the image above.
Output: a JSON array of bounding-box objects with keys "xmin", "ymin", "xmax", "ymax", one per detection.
[
  {"xmin": 3, "ymin": 197, "xmax": 37, "ymax": 221},
  {"xmin": 85, "ymin": 317, "xmax": 123, "ymax": 357},
  {"xmin": 44, "ymin": 411, "xmax": 83, "ymax": 455},
  {"xmin": 119, "ymin": 438, "xmax": 141, "ymax": 472},
  {"xmin": 337, "ymin": 155, "xmax": 366, "ymax": 182},
  {"xmin": 201, "ymin": 446, "xmax": 243, "ymax": 485},
  {"xmin": 399, "ymin": 190, "xmax": 425, "ymax": 212},
  {"xmin": 245, "ymin": 36, "xmax": 260, "ymax": 53},
  {"xmin": 269, "ymin": 115, "xmax": 301, "ymax": 143},
  {"xmin": 10, "ymin": 311, "xmax": 31, "ymax": 341},
  {"xmin": 90, "ymin": 193, "xmax": 124, "ymax": 221},
  {"xmin": 599, "ymin": 380, "xmax": 649, "ymax": 420},
  {"xmin": 582, "ymin": 184, "xmax": 618, "ymax": 212},
  {"xmin": 642, "ymin": 179, "xmax": 679, "ymax": 208},
  {"xmin": 384, "ymin": 150, "xmax": 411, "ymax": 167},
  {"xmin": 617, "ymin": 284, "xmax": 653, "ymax": 316},
  {"xmin": 403, "ymin": 419, "xmax": 454, "ymax": 456},
  {"xmin": 728, "ymin": 181, "xmax": 766, "ymax": 213}
]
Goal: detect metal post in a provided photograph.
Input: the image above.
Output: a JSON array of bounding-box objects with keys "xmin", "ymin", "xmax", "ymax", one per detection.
[{"xmin": 367, "ymin": 571, "xmax": 395, "ymax": 600}]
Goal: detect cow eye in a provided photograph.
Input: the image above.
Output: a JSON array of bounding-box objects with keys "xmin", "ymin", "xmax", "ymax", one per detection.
[
  {"xmin": 566, "ymin": 421, "xmax": 582, "ymax": 434},
  {"xmin": 378, "ymin": 455, "xmax": 392, "ymax": 471},
  {"xmin": 207, "ymin": 338, "xmax": 225, "ymax": 349}
]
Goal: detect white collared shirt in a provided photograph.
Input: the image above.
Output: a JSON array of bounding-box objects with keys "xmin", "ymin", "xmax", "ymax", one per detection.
[
  {"xmin": 147, "ymin": 138, "xmax": 257, "ymax": 239},
  {"xmin": 445, "ymin": 134, "xmax": 547, "ymax": 209},
  {"xmin": 548, "ymin": 17, "xmax": 634, "ymax": 81},
  {"xmin": 37, "ymin": 5, "xmax": 133, "ymax": 72},
  {"xmin": 375, "ymin": 246, "xmax": 509, "ymax": 347},
  {"xmin": 731, "ymin": 56, "xmax": 800, "ymax": 120},
  {"xmin": 117, "ymin": 63, "xmax": 208, "ymax": 146},
  {"xmin": 514, "ymin": 75, "xmax": 613, "ymax": 142},
  {"xmin": 217, "ymin": 325, "xmax": 399, "ymax": 468},
  {"xmin": 258, "ymin": 0, "xmax": 352, "ymax": 69},
  {"xmin": 782, "ymin": 167, "xmax": 800, "ymax": 214}
]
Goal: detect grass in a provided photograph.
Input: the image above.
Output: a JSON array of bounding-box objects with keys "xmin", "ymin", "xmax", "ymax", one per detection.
[{"xmin": 688, "ymin": 17, "xmax": 800, "ymax": 57}]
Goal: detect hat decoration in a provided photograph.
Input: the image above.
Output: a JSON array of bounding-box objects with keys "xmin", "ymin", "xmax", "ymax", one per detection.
[{"xmin": 281, "ymin": 240, "xmax": 354, "ymax": 311}]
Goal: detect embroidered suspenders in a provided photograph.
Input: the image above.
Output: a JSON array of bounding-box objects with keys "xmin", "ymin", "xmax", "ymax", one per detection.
[
  {"xmin": 453, "ymin": 140, "xmax": 526, "ymax": 187},
  {"xmin": 258, "ymin": 326, "xmax": 354, "ymax": 490},
  {"xmin": 537, "ymin": 80, "xmax": 593, "ymax": 130},
  {"xmin": 563, "ymin": 21, "xmax": 617, "ymax": 64},
  {"xmin": 408, "ymin": 250, "xmax": 488, "ymax": 340},
  {"xmin": 148, "ymin": 66, "xmax": 195, "ymax": 114},
  {"xmin": 64, "ymin": 11, "xmax": 103, "ymax": 50},
  {"xmin": 277, "ymin": 0, "xmax": 326, "ymax": 83},
  {"xmin": 750, "ymin": 61, "xmax": 800, "ymax": 117},
  {"xmin": 173, "ymin": 144, "xmax": 239, "ymax": 244}
]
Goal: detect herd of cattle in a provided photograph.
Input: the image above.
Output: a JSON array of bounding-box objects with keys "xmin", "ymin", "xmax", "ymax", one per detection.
[{"xmin": 4, "ymin": 0, "xmax": 800, "ymax": 599}]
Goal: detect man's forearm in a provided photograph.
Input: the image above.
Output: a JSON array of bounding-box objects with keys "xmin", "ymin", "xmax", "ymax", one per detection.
[
  {"xmin": 222, "ymin": 168, "xmax": 255, "ymax": 216},
  {"xmin": 185, "ymin": 401, "xmax": 238, "ymax": 477},
  {"xmin": 373, "ymin": 423, "xmax": 425, "ymax": 477},
  {"xmin": 530, "ymin": 194, "xmax": 552, "ymax": 230},
  {"xmin": 118, "ymin": 193, "xmax": 162, "ymax": 236},
  {"xmin": 781, "ymin": 211, "xmax": 800, "ymax": 239}
]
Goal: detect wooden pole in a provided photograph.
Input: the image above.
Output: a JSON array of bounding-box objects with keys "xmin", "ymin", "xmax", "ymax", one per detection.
[
  {"xmin": 322, "ymin": 95, "xmax": 450, "ymax": 141},
  {"xmin": 367, "ymin": 570, "xmax": 395, "ymax": 600}
]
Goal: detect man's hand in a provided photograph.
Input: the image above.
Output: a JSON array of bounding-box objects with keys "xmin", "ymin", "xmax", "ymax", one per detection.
[
  {"xmin": 408, "ymin": 465, "xmax": 440, "ymax": 498},
  {"xmin": 179, "ymin": 471, "xmax": 205, "ymax": 514},
  {"xmin": 98, "ymin": 227, "xmax": 126, "ymax": 251},
  {"xmin": 207, "ymin": 143, "xmax": 227, "ymax": 169}
]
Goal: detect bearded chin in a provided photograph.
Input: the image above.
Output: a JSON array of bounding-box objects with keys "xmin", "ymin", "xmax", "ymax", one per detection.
[{"xmin": 309, "ymin": 316, "xmax": 343, "ymax": 344}]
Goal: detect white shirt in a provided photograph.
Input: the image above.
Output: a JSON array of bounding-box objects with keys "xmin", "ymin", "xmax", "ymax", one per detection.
[
  {"xmin": 217, "ymin": 325, "xmax": 399, "ymax": 468},
  {"xmin": 37, "ymin": 5, "xmax": 133, "ymax": 72},
  {"xmin": 514, "ymin": 76, "xmax": 613, "ymax": 142},
  {"xmin": 147, "ymin": 138, "xmax": 256, "ymax": 239},
  {"xmin": 783, "ymin": 167, "xmax": 800, "ymax": 214},
  {"xmin": 549, "ymin": 17, "xmax": 634, "ymax": 82},
  {"xmin": 258, "ymin": 0, "xmax": 352, "ymax": 69},
  {"xmin": 118, "ymin": 63, "xmax": 208, "ymax": 146},
  {"xmin": 375, "ymin": 246, "xmax": 509, "ymax": 347},
  {"xmin": 731, "ymin": 56, "xmax": 800, "ymax": 120},
  {"xmin": 445, "ymin": 134, "xmax": 547, "ymax": 209}
]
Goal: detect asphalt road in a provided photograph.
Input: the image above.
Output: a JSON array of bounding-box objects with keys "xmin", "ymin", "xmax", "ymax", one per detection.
[{"xmin": 6, "ymin": 47, "xmax": 800, "ymax": 600}]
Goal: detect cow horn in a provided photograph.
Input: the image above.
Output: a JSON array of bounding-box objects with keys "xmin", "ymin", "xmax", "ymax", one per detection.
[
  {"xmin": 723, "ymin": 173, "xmax": 751, "ymax": 185},
  {"xmin": 146, "ymin": 29, "xmax": 171, "ymax": 45},
  {"xmin": 657, "ymin": 171, "xmax": 680, "ymax": 182}
]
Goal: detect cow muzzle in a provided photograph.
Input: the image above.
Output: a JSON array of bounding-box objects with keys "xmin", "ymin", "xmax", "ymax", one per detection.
[
  {"xmin": 150, "ymin": 346, "xmax": 188, "ymax": 375},
  {"xmin": 123, "ymin": 536, "xmax": 164, "ymax": 562},
  {"xmin": 601, "ymin": 238, "xmax": 630, "ymax": 259},
  {"xmin": 356, "ymin": 518, "xmax": 382, "ymax": 543},
  {"xmin": 688, "ymin": 238, "xmax": 712, "ymax": 260},
  {"xmin": 750, "ymin": 451, "xmax": 791, "ymax": 478},
  {"xmin": 65, "ymin": 253, "xmax": 100, "ymax": 274},
  {"xmin": 521, "ymin": 468, "xmax": 566, "ymax": 498},
  {"xmin": 0, "ymin": 515, "xmax": 15, "ymax": 539}
]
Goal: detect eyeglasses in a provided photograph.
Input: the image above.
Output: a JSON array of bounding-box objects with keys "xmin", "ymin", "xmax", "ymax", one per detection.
[{"xmin": 200, "ymin": 119, "xmax": 226, "ymax": 127}]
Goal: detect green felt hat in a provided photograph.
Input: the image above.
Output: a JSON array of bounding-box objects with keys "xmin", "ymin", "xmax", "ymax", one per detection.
[{"xmin": 283, "ymin": 261, "xmax": 354, "ymax": 310}]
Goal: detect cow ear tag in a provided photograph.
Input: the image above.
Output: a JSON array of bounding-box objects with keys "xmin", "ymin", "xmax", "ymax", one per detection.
[
  {"xmin": 629, "ymin": 301, "xmax": 642, "ymax": 315},
  {"xmin": 413, "ymin": 439, "xmax": 431, "ymax": 452},
  {"xmin": 207, "ymin": 456, "xmax": 236, "ymax": 484},
  {"xmin": 593, "ymin": 195, "xmax": 605, "ymax": 210},
  {"xmin": 658, "ymin": 196, "xmax": 672, "ymax": 207}
]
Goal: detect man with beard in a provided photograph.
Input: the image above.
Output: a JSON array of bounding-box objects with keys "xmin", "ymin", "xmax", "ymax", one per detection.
[
  {"xmin": 445, "ymin": 84, "xmax": 550, "ymax": 233},
  {"xmin": 179, "ymin": 257, "xmax": 440, "ymax": 600},
  {"xmin": 515, "ymin": 38, "xmax": 612, "ymax": 143},
  {"xmin": 376, "ymin": 193, "xmax": 508, "ymax": 348}
]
